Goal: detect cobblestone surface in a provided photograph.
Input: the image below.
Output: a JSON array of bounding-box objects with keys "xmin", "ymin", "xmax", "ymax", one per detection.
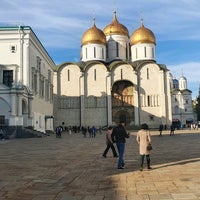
[{"xmin": 0, "ymin": 129, "xmax": 200, "ymax": 200}]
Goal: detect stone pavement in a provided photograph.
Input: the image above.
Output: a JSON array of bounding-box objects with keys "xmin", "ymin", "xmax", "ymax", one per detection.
[{"xmin": 0, "ymin": 129, "xmax": 200, "ymax": 200}]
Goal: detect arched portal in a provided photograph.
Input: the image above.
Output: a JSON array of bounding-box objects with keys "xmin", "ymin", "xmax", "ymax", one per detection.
[
  {"xmin": 22, "ymin": 99, "xmax": 28, "ymax": 127},
  {"xmin": 111, "ymin": 80, "xmax": 135, "ymax": 126},
  {"xmin": 0, "ymin": 97, "xmax": 10, "ymax": 126}
]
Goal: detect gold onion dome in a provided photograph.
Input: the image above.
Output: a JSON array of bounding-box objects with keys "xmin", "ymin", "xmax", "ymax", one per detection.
[
  {"xmin": 81, "ymin": 19, "xmax": 106, "ymax": 46},
  {"xmin": 103, "ymin": 11, "xmax": 129, "ymax": 36},
  {"xmin": 130, "ymin": 20, "xmax": 156, "ymax": 45}
]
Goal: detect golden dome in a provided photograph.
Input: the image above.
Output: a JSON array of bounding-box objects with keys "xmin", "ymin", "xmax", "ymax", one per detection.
[
  {"xmin": 81, "ymin": 20, "xmax": 106, "ymax": 46},
  {"xmin": 130, "ymin": 21, "xmax": 156, "ymax": 45},
  {"xmin": 103, "ymin": 11, "xmax": 129, "ymax": 36}
]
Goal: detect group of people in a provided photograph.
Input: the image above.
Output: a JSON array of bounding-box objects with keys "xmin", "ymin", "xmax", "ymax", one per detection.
[
  {"xmin": 55, "ymin": 125, "xmax": 101, "ymax": 138},
  {"xmin": 102, "ymin": 121, "xmax": 152, "ymax": 171},
  {"xmin": 159, "ymin": 123, "xmax": 175, "ymax": 136}
]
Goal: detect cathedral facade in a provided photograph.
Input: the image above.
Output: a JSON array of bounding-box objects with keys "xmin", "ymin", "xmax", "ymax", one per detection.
[{"xmin": 53, "ymin": 12, "xmax": 172, "ymax": 129}]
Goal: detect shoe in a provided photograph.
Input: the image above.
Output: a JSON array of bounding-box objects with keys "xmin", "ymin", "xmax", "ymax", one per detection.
[
  {"xmin": 102, "ymin": 155, "xmax": 106, "ymax": 158},
  {"xmin": 118, "ymin": 166, "xmax": 124, "ymax": 169},
  {"xmin": 140, "ymin": 167, "xmax": 143, "ymax": 171},
  {"xmin": 114, "ymin": 155, "xmax": 118, "ymax": 157},
  {"xmin": 147, "ymin": 166, "xmax": 152, "ymax": 170}
]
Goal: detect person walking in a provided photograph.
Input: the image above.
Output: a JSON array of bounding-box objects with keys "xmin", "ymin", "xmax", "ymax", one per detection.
[
  {"xmin": 112, "ymin": 121, "xmax": 130, "ymax": 169},
  {"xmin": 102, "ymin": 126, "xmax": 118, "ymax": 158},
  {"xmin": 170, "ymin": 124, "xmax": 175, "ymax": 136},
  {"xmin": 55, "ymin": 126, "xmax": 62, "ymax": 138},
  {"xmin": 136, "ymin": 123, "xmax": 152, "ymax": 171},
  {"xmin": 159, "ymin": 124, "xmax": 163, "ymax": 136}
]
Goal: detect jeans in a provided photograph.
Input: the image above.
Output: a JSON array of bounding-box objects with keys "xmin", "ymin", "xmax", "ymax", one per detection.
[{"xmin": 116, "ymin": 142, "xmax": 125, "ymax": 168}]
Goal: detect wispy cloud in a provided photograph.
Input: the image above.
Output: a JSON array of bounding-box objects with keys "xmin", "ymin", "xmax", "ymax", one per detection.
[{"xmin": 0, "ymin": 0, "xmax": 200, "ymax": 98}]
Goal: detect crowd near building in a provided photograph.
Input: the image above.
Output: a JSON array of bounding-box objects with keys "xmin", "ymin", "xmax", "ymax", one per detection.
[{"xmin": 0, "ymin": 11, "xmax": 197, "ymax": 136}]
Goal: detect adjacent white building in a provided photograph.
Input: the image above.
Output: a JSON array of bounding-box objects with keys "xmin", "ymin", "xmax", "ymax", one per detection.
[
  {"xmin": 0, "ymin": 26, "xmax": 55, "ymax": 135},
  {"xmin": 170, "ymin": 74, "xmax": 196, "ymax": 128}
]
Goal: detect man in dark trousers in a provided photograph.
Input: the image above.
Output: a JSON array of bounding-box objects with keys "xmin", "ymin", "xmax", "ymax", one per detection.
[
  {"xmin": 112, "ymin": 121, "xmax": 130, "ymax": 169},
  {"xmin": 159, "ymin": 124, "xmax": 163, "ymax": 136}
]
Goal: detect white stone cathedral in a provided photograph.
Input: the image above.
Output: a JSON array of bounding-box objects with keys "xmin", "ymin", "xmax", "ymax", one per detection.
[{"xmin": 53, "ymin": 12, "xmax": 173, "ymax": 129}]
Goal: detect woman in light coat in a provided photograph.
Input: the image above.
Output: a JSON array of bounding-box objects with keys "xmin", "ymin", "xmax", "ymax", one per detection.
[{"xmin": 136, "ymin": 123, "xmax": 152, "ymax": 171}]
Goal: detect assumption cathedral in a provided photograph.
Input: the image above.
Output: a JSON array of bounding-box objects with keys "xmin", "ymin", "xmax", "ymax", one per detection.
[{"xmin": 53, "ymin": 11, "xmax": 172, "ymax": 129}]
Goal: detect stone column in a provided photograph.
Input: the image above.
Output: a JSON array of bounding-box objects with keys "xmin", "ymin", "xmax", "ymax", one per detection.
[
  {"xmin": 79, "ymin": 73, "xmax": 85, "ymax": 126},
  {"xmin": 10, "ymin": 90, "xmax": 17, "ymax": 116},
  {"xmin": 106, "ymin": 73, "xmax": 112, "ymax": 125}
]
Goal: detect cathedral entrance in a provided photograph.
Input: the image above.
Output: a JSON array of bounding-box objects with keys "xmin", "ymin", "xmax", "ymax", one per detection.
[{"xmin": 111, "ymin": 80, "xmax": 134, "ymax": 127}]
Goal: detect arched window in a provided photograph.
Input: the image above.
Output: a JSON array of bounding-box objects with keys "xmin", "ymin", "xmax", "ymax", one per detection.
[
  {"xmin": 116, "ymin": 42, "xmax": 119, "ymax": 57},
  {"xmin": 147, "ymin": 95, "xmax": 150, "ymax": 106},
  {"xmin": 94, "ymin": 47, "xmax": 96, "ymax": 58},
  {"xmin": 174, "ymin": 106, "xmax": 179, "ymax": 114}
]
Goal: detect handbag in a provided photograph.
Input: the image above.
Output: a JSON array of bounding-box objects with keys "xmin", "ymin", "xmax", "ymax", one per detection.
[{"xmin": 147, "ymin": 143, "xmax": 153, "ymax": 151}]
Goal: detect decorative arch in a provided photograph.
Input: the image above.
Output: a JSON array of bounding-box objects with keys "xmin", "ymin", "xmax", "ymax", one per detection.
[
  {"xmin": 22, "ymin": 98, "xmax": 28, "ymax": 114},
  {"xmin": 111, "ymin": 80, "xmax": 135, "ymax": 126},
  {"xmin": 22, "ymin": 98, "xmax": 29, "ymax": 127}
]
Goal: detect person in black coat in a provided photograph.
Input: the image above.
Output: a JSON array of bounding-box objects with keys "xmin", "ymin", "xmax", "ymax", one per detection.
[
  {"xmin": 112, "ymin": 121, "xmax": 129, "ymax": 169},
  {"xmin": 159, "ymin": 124, "xmax": 163, "ymax": 136}
]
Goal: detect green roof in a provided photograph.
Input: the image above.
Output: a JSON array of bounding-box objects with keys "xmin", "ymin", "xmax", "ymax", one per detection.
[{"xmin": 0, "ymin": 25, "xmax": 31, "ymax": 31}]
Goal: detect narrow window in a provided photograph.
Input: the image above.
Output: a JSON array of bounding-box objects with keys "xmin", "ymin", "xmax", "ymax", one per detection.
[
  {"xmin": 31, "ymin": 68, "xmax": 34, "ymax": 90},
  {"xmin": 102, "ymin": 48, "xmax": 104, "ymax": 59},
  {"xmin": 144, "ymin": 47, "xmax": 147, "ymax": 57},
  {"xmin": 147, "ymin": 68, "xmax": 149, "ymax": 79},
  {"xmin": 86, "ymin": 48, "xmax": 88, "ymax": 59},
  {"xmin": 94, "ymin": 69, "xmax": 96, "ymax": 81},
  {"xmin": 67, "ymin": 70, "xmax": 70, "ymax": 81},
  {"xmin": 45, "ymin": 79, "xmax": 49, "ymax": 101},
  {"xmin": 147, "ymin": 95, "xmax": 150, "ymax": 106},
  {"xmin": 126, "ymin": 43, "xmax": 128, "ymax": 59},
  {"xmin": 116, "ymin": 42, "xmax": 119, "ymax": 57},
  {"xmin": 39, "ymin": 76, "xmax": 43, "ymax": 97},
  {"xmin": 121, "ymin": 69, "xmax": 123, "ymax": 79},
  {"xmin": 48, "ymin": 70, "xmax": 51, "ymax": 82},
  {"xmin": 34, "ymin": 74, "xmax": 37, "ymax": 94},
  {"xmin": 94, "ymin": 47, "xmax": 96, "ymax": 58},
  {"xmin": 36, "ymin": 56, "xmax": 41, "ymax": 73}
]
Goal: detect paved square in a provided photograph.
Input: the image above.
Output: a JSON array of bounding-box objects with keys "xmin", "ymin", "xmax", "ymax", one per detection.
[{"xmin": 0, "ymin": 129, "xmax": 200, "ymax": 200}]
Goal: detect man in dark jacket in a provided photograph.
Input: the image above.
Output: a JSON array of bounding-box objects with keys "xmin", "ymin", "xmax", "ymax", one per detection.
[{"xmin": 112, "ymin": 121, "xmax": 129, "ymax": 169}]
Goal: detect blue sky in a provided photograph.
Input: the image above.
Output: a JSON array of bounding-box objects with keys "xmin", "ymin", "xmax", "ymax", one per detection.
[{"xmin": 0, "ymin": 0, "xmax": 200, "ymax": 98}]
